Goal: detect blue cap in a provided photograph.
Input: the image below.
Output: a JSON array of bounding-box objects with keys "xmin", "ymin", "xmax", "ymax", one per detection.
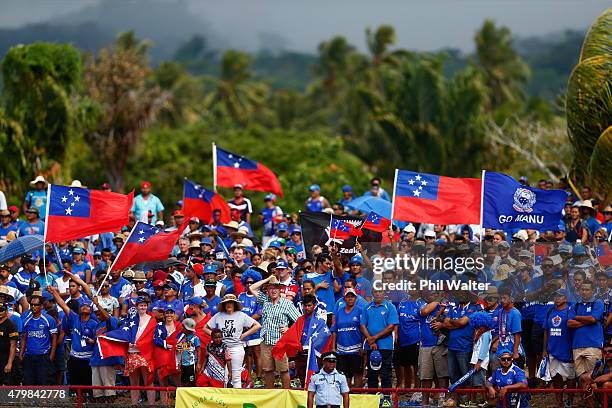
[
  {"xmin": 135, "ymin": 296, "xmax": 149, "ymax": 304},
  {"xmin": 497, "ymin": 347, "xmax": 512, "ymax": 356},
  {"xmin": 204, "ymin": 264, "xmax": 218, "ymax": 274},
  {"xmin": 264, "ymin": 193, "xmax": 276, "ymax": 201},
  {"xmin": 309, "ymin": 184, "xmax": 320, "ymax": 192},
  {"xmin": 370, "ymin": 350, "xmax": 382, "ymax": 370},
  {"xmin": 244, "ymin": 246, "xmax": 256, "ymax": 255},
  {"xmin": 349, "ymin": 255, "xmax": 363, "ymax": 266},
  {"xmin": 177, "ymin": 200, "xmax": 183, "ymax": 207},
  {"xmin": 290, "ymin": 225, "xmax": 302, "ymax": 234},
  {"xmin": 200, "ymin": 237, "xmax": 213, "ymax": 245},
  {"xmin": 573, "ymin": 245, "xmax": 587, "ymax": 256},
  {"xmin": 342, "ymin": 185, "xmax": 352, "ymax": 193},
  {"xmin": 72, "ymin": 247, "xmax": 85, "ymax": 254},
  {"xmin": 188, "ymin": 297, "xmax": 205, "ymax": 306},
  {"xmin": 93, "ymin": 251, "xmax": 102, "ymax": 257},
  {"xmin": 275, "ymin": 259, "xmax": 289, "ymax": 269},
  {"xmin": 269, "ymin": 240, "xmax": 282, "ymax": 249},
  {"xmin": 434, "ymin": 239, "xmax": 447, "ymax": 246},
  {"xmin": 277, "ymin": 222, "xmax": 288, "ymax": 231}
]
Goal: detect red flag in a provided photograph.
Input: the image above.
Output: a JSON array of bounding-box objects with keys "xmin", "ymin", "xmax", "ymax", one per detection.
[
  {"xmin": 110, "ymin": 221, "xmax": 183, "ymax": 272},
  {"xmin": 272, "ymin": 315, "xmax": 306, "ymax": 360},
  {"xmin": 154, "ymin": 321, "xmax": 183, "ymax": 380},
  {"xmin": 392, "ymin": 170, "xmax": 481, "ymax": 224},
  {"xmin": 215, "ymin": 145, "xmax": 283, "ymax": 197},
  {"xmin": 45, "ymin": 184, "xmax": 133, "ymax": 243},
  {"xmin": 362, "ymin": 211, "xmax": 392, "ymax": 233},
  {"xmin": 183, "ymin": 178, "xmax": 231, "ymax": 224}
]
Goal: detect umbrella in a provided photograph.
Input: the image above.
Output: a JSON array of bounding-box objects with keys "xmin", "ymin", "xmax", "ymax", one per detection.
[
  {"xmin": 345, "ymin": 196, "xmax": 393, "ymax": 219},
  {"xmin": 133, "ymin": 258, "xmax": 186, "ymax": 271},
  {"xmin": 0, "ymin": 235, "xmax": 44, "ymax": 263}
]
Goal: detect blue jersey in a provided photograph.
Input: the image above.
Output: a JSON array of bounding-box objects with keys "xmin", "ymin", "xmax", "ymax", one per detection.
[
  {"xmin": 419, "ymin": 303, "xmax": 441, "ymax": 347},
  {"xmin": 361, "ymin": 300, "xmax": 399, "ymax": 350},
  {"xmin": 544, "ymin": 305, "xmax": 573, "ymax": 362},
  {"xmin": 13, "ymin": 270, "xmax": 37, "ymax": 294},
  {"xmin": 22, "ymin": 312, "xmax": 58, "ymax": 355},
  {"xmin": 333, "ymin": 295, "xmax": 368, "ymax": 315},
  {"xmin": 260, "ymin": 206, "xmax": 282, "ymax": 236},
  {"xmin": 17, "ymin": 220, "xmax": 45, "ymax": 237},
  {"xmin": 25, "ymin": 190, "xmax": 48, "ymax": 217},
  {"xmin": 569, "ymin": 300, "xmax": 605, "ymax": 349},
  {"xmin": 331, "ymin": 305, "xmax": 362, "ymax": 355},
  {"xmin": 495, "ymin": 307, "xmax": 524, "ymax": 356},
  {"xmin": 71, "ymin": 261, "xmax": 92, "ymax": 281},
  {"xmin": 109, "ymin": 277, "xmax": 131, "ymax": 299},
  {"xmin": 65, "ymin": 311, "xmax": 98, "ymax": 360},
  {"xmin": 305, "ymin": 271, "xmax": 336, "ymax": 313},
  {"xmin": 238, "ymin": 292, "xmax": 262, "ymax": 342},
  {"xmin": 447, "ymin": 302, "xmax": 481, "ymax": 352},
  {"xmin": 305, "ymin": 197, "xmax": 325, "ymax": 212},
  {"xmin": 0, "ymin": 223, "xmax": 17, "ymax": 240},
  {"xmin": 204, "ymin": 295, "xmax": 222, "ymax": 316},
  {"xmin": 286, "ymin": 241, "xmax": 306, "ymax": 261},
  {"xmin": 152, "ymin": 298, "xmax": 185, "ymax": 318},
  {"xmin": 488, "ymin": 365, "xmax": 530, "ymax": 408},
  {"xmin": 398, "ymin": 299, "xmax": 424, "ymax": 347}
]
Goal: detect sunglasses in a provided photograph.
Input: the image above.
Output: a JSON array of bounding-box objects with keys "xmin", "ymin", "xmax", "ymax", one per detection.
[
  {"xmin": 245, "ymin": 281, "xmax": 255, "ymax": 285},
  {"xmin": 324, "ymin": 359, "xmax": 337, "ymax": 363},
  {"xmin": 500, "ymin": 357, "xmax": 513, "ymax": 362}
]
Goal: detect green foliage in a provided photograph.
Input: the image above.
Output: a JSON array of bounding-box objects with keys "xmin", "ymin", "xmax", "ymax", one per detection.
[{"xmin": 579, "ymin": 9, "xmax": 612, "ymax": 61}]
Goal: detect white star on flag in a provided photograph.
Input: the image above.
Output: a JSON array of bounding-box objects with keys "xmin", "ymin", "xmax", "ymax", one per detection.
[
  {"xmin": 71, "ymin": 202, "xmax": 76, "ymax": 207},
  {"xmin": 61, "ymin": 196, "xmax": 68, "ymax": 203},
  {"xmin": 68, "ymin": 189, "xmax": 74, "ymax": 196},
  {"xmin": 408, "ymin": 179, "xmax": 415, "ymax": 185},
  {"xmin": 312, "ymin": 332, "xmax": 319, "ymax": 338},
  {"xmin": 413, "ymin": 190, "xmax": 421, "ymax": 197},
  {"xmin": 233, "ymin": 162, "xmax": 240, "ymax": 168},
  {"xmin": 421, "ymin": 180, "xmax": 428, "ymax": 186},
  {"xmin": 122, "ymin": 326, "xmax": 130, "ymax": 331},
  {"xmin": 65, "ymin": 208, "xmax": 72, "ymax": 215},
  {"xmin": 74, "ymin": 196, "xmax": 80, "ymax": 202},
  {"xmin": 138, "ymin": 237, "xmax": 145, "ymax": 243},
  {"xmin": 139, "ymin": 230, "xmax": 144, "ymax": 234},
  {"xmin": 130, "ymin": 321, "xmax": 136, "ymax": 327},
  {"xmin": 415, "ymin": 175, "xmax": 422, "ymax": 181}
]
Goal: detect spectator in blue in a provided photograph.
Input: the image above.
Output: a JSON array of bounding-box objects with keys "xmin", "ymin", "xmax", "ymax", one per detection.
[
  {"xmin": 13, "ymin": 255, "xmax": 38, "ymax": 295},
  {"xmin": 496, "ymin": 290, "xmax": 524, "ymax": 363},
  {"xmin": 485, "ymin": 348, "xmax": 530, "ymax": 408},
  {"xmin": 71, "ymin": 247, "xmax": 93, "ymax": 283},
  {"xmin": 153, "ymin": 283, "xmax": 184, "ymax": 319},
  {"xmin": 363, "ymin": 177, "xmax": 391, "ymax": 201},
  {"xmin": 333, "ymin": 278, "xmax": 368, "ymax": 314},
  {"xmin": 17, "ymin": 207, "xmax": 45, "ymax": 237},
  {"xmin": 0, "ymin": 210, "xmax": 17, "ymax": 240},
  {"xmin": 360, "ymin": 287, "xmax": 398, "ymax": 389},
  {"xmin": 568, "ymin": 280, "xmax": 605, "ymax": 394},
  {"xmin": 346, "ymin": 255, "xmax": 373, "ymax": 302},
  {"xmin": 304, "ymin": 184, "xmax": 331, "ymax": 213},
  {"xmin": 395, "ymin": 292, "xmax": 424, "ymax": 389},
  {"xmin": 20, "ymin": 292, "xmax": 58, "ymax": 385},
  {"xmin": 286, "ymin": 225, "xmax": 306, "ymax": 261},
  {"xmin": 107, "ymin": 268, "xmax": 131, "ymax": 302},
  {"xmin": 304, "ymin": 252, "xmax": 343, "ymax": 315},
  {"xmin": 331, "ymin": 288, "xmax": 363, "ymax": 388},
  {"xmin": 131, "ymin": 181, "xmax": 164, "ymax": 224},
  {"xmin": 203, "ymin": 279, "xmax": 222, "ymax": 316},
  {"xmin": 23, "ymin": 176, "xmax": 48, "ymax": 218},
  {"xmin": 601, "ymin": 205, "xmax": 612, "ymax": 236},
  {"xmin": 259, "ymin": 194, "xmax": 283, "ymax": 246},
  {"xmin": 338, "ymin": 185, "xmax": 353, "ymax": 208},
  {"xmin": 579, "ymin": 200, "xmax": 601, "ymax": 236},
  {"xmin": 89, "ymin": 297, "xmax": 121, "ymax": 401}
]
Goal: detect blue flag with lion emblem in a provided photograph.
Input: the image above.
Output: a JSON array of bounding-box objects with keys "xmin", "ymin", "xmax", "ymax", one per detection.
[{"xmin": 482, "ymin": 172, "xmax": 567, "ymax": 231}]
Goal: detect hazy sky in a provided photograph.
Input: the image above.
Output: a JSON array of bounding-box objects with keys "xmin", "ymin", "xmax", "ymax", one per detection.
[{"xmin": 1, "ymin": 0, "xmax": 609, "ymax": 52}]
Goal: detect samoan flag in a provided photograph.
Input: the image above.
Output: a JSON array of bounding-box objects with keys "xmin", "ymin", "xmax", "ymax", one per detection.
[
  {"xmin": 45, "ymin": 184, "xmax": 133, "ymax": 243},
  {"xmin": 110, "ymin": 221, "xmax": 184, "ymax": 272},
  {"xmin": 534, "ymin": 244, "xmax": 549, "ymax": 266},
  {"xmin": 595, "ymin": 243, "xmax": 612, "ymax": 267},
  {"xmin": 329, "ymin": 217, "xmax": 361, "ymax": 240},
  {"xmin": 183, "ymin": 178, "xmax": 231, "ymax": 224},
  {"xmin": 304, "ymin": 309, "xmax": 332, "ymax": 389},
  {"xmin": 362, "ymin": 211, "xmax": 392, "ymax": 233},
  {"xmin": 97, "ymin": 313, "xmax": 156, "ymax": 363},
  {"xmin": 215, "ymin": 145, "xmax": 283, "ymax": 197}
]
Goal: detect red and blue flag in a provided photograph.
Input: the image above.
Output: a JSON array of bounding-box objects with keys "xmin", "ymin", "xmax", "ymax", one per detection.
[
  {"xmin": 329, "ymin": 217, "xmax": 362, "ymax": 239},
  {"xmin": 45, "ymin": 184, "xmax": 133, "ymax": 243},
  {"xmin": 392, "ymin": 170, "xmax": 481, "ymax": 225},
  {"xmin": 362, "ymin": 211, "xmax": 392, "ymax": 233},
  {"xmin": 183, "ymin": 178, "xmax": 231, "ymax": 224},
  {"xmin": 595, "ymin": 243, "xmax": 612, "ymax": 267},
  {"xmin": 110, "ymin": 221, "xmax": 183, "ymax": 272},
  {"xmin": 304, "ymin": 310, "xmax": 332, "ymax": 388},
  {"xmin": 214, "ymin": 145, "xmax": 283, "ymax": 197}
]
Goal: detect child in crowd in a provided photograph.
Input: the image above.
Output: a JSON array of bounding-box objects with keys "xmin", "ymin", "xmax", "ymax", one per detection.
[
  {"xmin": 198, "ymin": 328, "xmax": 231, "ymax": 388},
  {"xmin": 470, "ymin": 312, "xmax": 495, "ymax": 406},
  {"xmin": 176, "ymin": 318, "xmax": 201, "ymax": 386}
]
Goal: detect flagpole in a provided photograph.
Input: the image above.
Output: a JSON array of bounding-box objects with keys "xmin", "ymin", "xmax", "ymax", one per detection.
[
  {"xmin": 479, "ymin": 170, "xmax": 486, "ymax": 252},
  {"xmin": 42, "ymin": 183, "xmax": 52, "ymax": 284},
  {"xmin": 390, "ymin": 169, "xmax": 398, "ymax": 221},
  {"xmin": 212, "ymin": 142, "xmax": 218, "ymax": 193},
  {"xmin": 304, "ymin": 337, "xmax": 313, "ymax": 390},
  {"xmin": 94, "ymin": 222, "xmax": 139, "ymax": 297}
]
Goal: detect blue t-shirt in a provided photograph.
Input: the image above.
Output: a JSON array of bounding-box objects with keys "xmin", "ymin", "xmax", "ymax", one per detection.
[
  {"xmin": 331, "ymin": 305, "xmax": 362, "ymax": 355},
  {"xmin": 71, "ymin": 261, "xmax": 93, "ymax": 281},
  {"xmin": 204, "ymin": 295, "xmax": 222, "ymax": 316},
  {"xmin": 305, "ymin": 271, "xmax": 336, "ymax": 313},
  {"xmin": 22, "ymin": 312, "xmax": 58, "ymax": 355},
  {"xmin": 305, "ymin": 197, "xmax": 325, "ymax": 212},
  {"xmin": 152, "ymin": 298, "xmax": 185, "ymax": 318},
  {"xmin": 17, "ymin": 220, "xmax": 45, "ymax": 236},
  {"xmin": 544, "ymin": 305, "xmax": 573, "ymax": 362},
  {"xmin": 260, "ymin": 206, "xmax": 282, "ymax": 236},
  {"xmin": 333, "ymin": 295, "xmax": 368, "ymax": 315},
  {"xmin": 25, "ymin": 190, "xmax": 48, "ymax": 217},
  {"xmin": 90, "ymin": 317, "xmax": 123, "ymax": 367},
  {"xmin": 109, "ymin": 277, "xmax": 131, "ymax": 299},
  {"xmin": 13, "ymin": 270, "xmax": 37, "ymax": 294},
  {"xmin": 361, "ymin": 300, "xmax": 399, "ymax": 350},
  {"xmin": 131, "ymin": 194, "xmax": 164, "ymax": 223},
  {"xmin": 286, "ymin": 241, "xmax": 306, "ymax": 261},
  {"xmin": 177, "ymin": 332, "xmax": 201, "ymax": 366},
  {"xmin": 419, "ymin": 303, "xmax": 441, "ymax": 347},
  {"xmin": 569, "ymin": 300, "xmax": 605, "ymax": 349},
  {"xmin": 0, "ymin": 223, "xmax": 17, "ymax": 240},
  {"xmin": 238, "ymin": 293, "xmax": 262, "ymax": 342},
  {"xmin": 446, "ymin": 302, "xmax": 481, "ymax": 352},
  {"xmin": 488, "ymin": 365, "xmax": 530, "ymax": 408},
  {"xmin": 65, "ymin": 311, "xmax": 98, "ymax": 360},
  {"xmin": 495, "ymin": 307, "xmax": 524, "ymax": 356},
  {"xmin": 398, "ymin": 299, "xmax": 424, "ymax": 347},
  {"xmin": 34, "ymin": 273, "xmax": 58, "ymax": 291}
]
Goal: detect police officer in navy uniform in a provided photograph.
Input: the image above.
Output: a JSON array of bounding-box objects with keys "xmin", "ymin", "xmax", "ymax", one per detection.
[{"xmin": 307, "ymin": 351, "xmax": 350, "ymax": 408}]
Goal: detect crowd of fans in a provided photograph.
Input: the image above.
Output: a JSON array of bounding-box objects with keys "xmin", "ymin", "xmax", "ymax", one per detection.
[{"xmin": 0, "ymin": 175, "xmax": 610, "ymax": 408}]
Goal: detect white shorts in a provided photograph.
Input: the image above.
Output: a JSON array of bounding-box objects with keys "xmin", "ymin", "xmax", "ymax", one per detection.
[
  {"xmin": 246, "ymin": 338, "xmax": 262, "ymax": 347},
  {"xmin": 549, "ymin": 355, "xmax": 575, "ymax": 380}
]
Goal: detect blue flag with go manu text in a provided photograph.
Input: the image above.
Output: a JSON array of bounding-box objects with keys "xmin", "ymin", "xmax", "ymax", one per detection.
[{"xmin": 482, "ymin": 172, "xmax": 568, "ymax": 231}]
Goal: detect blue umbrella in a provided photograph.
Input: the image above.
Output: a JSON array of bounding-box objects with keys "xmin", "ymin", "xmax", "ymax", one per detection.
[
  {"xmin": 345, "ymin": 196, "xmax": 393, "ymax": 219},
  {"xmin": 0, "ymin": 235, "xmax": 44, "ymax": 263}
]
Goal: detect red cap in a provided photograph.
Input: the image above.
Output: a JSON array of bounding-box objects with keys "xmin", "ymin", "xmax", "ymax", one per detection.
[
  {"xmin": 153, "ymin": 279, "xmax": 165, "ymax": 288},
  {"xmin": 174, "ymin": 210, "xmax": 184, "ymax": 217},
  {"xmin": 8, "ymin": 206, "xmax": 19, "ymax": 214},
  {"xmin": 152, "ymin": 269, "xmax": 168, "ymax": 282},
  {"xmin": 189, "ymin": 217, "xmax": 200, "ymax": 223},
  {"xmin": 140, "ymin": 181, "xmax": 151, "ymax": 189},
  {"xmin": 192, "ymin": 263, "xmax": 204, "ymax": 276}
]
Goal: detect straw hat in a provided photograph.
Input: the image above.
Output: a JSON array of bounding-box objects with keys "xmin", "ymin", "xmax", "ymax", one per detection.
[
  {"xmin": 230, "ymin": 226, "xmax": 250, "ymax": 239},
  {"xmin": 218, "ymin": 294, "xmax": 242, "ymax": 312},
  {"xmin": 493, "ymin": 264, "xmax": 512, "ymax": 281},
  {"xmin": 70, "ymin": 180, "xmax": 86, "ymax": 188},
  {"xmin": 30, "ymin": 175, "xmax": 47, "ymax": 186},
  {"xmin": 223, "ymin": 221, "xmax": 240, "ymax": 230}
]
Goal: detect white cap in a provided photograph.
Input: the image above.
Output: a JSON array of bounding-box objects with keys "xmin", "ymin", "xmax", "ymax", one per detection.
[
  {"xmin": 424, "ymin": 230, "xmax": 436, "ymax": 238},
  {"xmin": 403, "ymin": 224, "xmax": 416, "ymax": 233}
]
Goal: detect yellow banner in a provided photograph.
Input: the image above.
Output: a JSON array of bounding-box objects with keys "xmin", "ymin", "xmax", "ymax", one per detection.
[{"xmin": 175, "ymin": 387, "xmax": 380, "ymax": 408}]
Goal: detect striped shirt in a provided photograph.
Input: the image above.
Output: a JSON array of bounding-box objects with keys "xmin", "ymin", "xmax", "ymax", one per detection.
[{"xmin": 256, "ymin": 292, "xmax": 301, "ymax": 345}]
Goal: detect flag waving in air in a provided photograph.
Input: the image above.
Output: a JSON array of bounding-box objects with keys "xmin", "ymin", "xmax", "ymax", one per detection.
[
  {"xmin": 183, "ymin": 178, "xmax": 231, "ymax": 224},
  {"xmin": 362, "ymin": 211, "xmax": 392, "ymax": 233},
  {"xmin": 392, "ymin": 170, "xmax": 481, "ymax": 225},
  {"xmin": 214, "ymin": 144, "xmax": 283, "ymax": 197},
  {"xmin": 329, "ymin": 217, "xmax": 362, "ymax": 240},
  {"xmin": 110, "ymin": 221, "xmax": 183, "ymax": 272},
  {"xmin": 45, "ymin": 184, "xmax": 133, "ymax": 243}
]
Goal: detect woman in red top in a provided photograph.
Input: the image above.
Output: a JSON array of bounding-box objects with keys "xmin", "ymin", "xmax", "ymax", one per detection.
[
  {"xmin": 154, "ymin": 308, "xmax": 182, "ymax": 405},
  {"xmin": 125, "ymin": 298, "xmax": 156, "ymax": 405}
]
